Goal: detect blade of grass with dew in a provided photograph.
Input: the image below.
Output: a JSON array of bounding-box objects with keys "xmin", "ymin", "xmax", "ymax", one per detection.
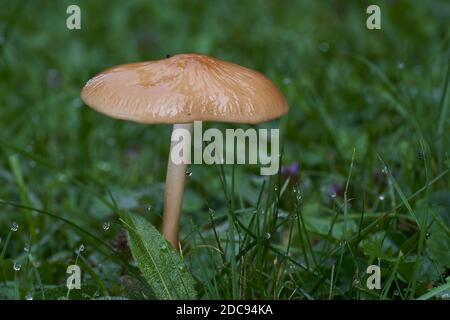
[
  {"xmin": 7, "ymin": 154, "xmax": 36, "ymax": 242},
  {"xmin": 121, "ymin": 212, "xmax": 197, "ymax": 300}
]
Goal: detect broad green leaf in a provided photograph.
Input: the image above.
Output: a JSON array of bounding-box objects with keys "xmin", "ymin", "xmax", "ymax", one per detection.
[{"xmin": 124, "ymin": 213, "xmax": 197, "ymax": 300}]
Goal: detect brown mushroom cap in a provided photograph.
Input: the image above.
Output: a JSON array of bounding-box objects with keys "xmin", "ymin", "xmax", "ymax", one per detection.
[{"xmin": 81, "ymin": 53, "xmax": 288, "ymax": 124}]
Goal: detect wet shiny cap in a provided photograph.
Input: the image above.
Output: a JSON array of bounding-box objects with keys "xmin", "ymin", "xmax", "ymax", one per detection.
[{"xmin": 81, "ymin": 53, "xmax": 288, "ymax": 124}]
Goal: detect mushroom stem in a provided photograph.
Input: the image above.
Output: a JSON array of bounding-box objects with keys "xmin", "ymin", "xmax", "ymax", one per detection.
[{"xmin": 162, "ymin": 122, "xmax": 193, "ymax": 248}]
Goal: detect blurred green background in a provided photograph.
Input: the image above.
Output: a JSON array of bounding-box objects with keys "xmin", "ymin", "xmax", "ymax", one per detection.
[{"xmin": 0, "ymin": 0, "xmax": 449, "ymax": 299}]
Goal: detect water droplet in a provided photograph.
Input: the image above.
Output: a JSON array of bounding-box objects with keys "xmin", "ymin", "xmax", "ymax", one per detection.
[
  {"xmin": 106, "ymin": 138, "xmax": 116, "ymax": 147},
  {"xmin": 78, "ymin": 244, "xmax": 85, "ymax": 253},
  {"xmin": 185, "ymin": 169, "xmax": 192, "ymax": 177},
  {"xmin": 56, "ymin": 173, "xmax": 67, "ymax": 183},
  {"xmin": 379, "ymin": 194, "xmax": 385, "ymax": 201},
  {"xmin": 397, "ymin": 61, "xmax": 405, "ymax": 69},
  {"xmin": 381, "ymin": 166, "xmax": 388, "ymax": 174},
  {"xmin": 146, "ymin": 205, "xmax": 152, "ymax": 212},
  {"xmin": 11, "ymin": 222, "xmax": 19, "ymax": 232},
  {"xmin": 102, "ymin": 222, "xmax": 110, "ymax": 231},
  {"xmin": 24, "ymin": 243, "xmax": 29, "ymax": 252},
  {"xmin": 331, "ymin": 193, "xmax": 337, "ymax": 199},
  {"xmin": 425, "ymin": 232, "xmax": 431, "ymax": 240},
  {"xmin": 25, "ymin": 293, "xmax": 33, "ymax": 300},
  {"xmin": 97, "ymin": 161, "xmax": 111, "ymax": 172},
  {"xmin": 13, "ymin": 262, "xmax": 21, "ymax": 271},
  {"xmin": 293, "ymin": 187, "xmax": 302, "ymax": 201},
  {"xmin": 264, "ymin": 233, "xmax": 271, "ymax": 240},
  {"xmin": 319, "ymin": 42, "xmax": 330, "ymax": 52},
  {"xmin": 71, "ymin": 97, "xmax": 83, "ymax": 108}
]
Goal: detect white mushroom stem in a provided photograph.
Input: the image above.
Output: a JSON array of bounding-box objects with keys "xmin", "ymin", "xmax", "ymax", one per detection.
[{"xmin": 162, "ymin": 122, "xmax": 193, "ymax": 248}]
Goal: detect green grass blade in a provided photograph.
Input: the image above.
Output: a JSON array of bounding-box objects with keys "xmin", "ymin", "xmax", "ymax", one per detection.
[{"xmin": 417, "ymin": 277, "xmax": 450, "ymax": 300}]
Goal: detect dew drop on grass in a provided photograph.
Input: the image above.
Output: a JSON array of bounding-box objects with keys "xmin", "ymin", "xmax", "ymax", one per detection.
[
  {"xmin": 24, "ymin": 243, "xmax": 29, "ymax": 252},
  {"xmin": 330, "ymin": 193, "xmax": 337, "ymax": 199},
  {"xmin": 319, "ymin": 42, "xmax": 330, "ymax": 52},
  {"xmin": 25, "ymin": 293, "xmax": 33, "ymax": 300},
  {"xmin": 11, "ymin": 222, "xmax": 19, "ymax": 232},
  {"xmin": 264, "ymin": 233, "xmax": 271, "ymax": 240},
  {"xmin": 185, "ymin": 169, "xmax": 192, "ymax": 177},
  {"xmin": 379, "ymin": 194, "xmax": 385, "ymax": 201},
  {"xmin": 146, "ymin": 205, "xmax": 152, "ymax": 212},
  {"xmin": 13, "ymin": 262, "xmax": 21, "ymax": 271},
  {"xmin": 78, "ymin": 244, "xmax": 85, "ymax": 253},
  {"xmin": 106, "ymin": 138, "xmax": 116, "ymax": 147},
  {"xmin": 425, "ymin": 232, "xmax": 431, "ymax": 240},
  {"xmin": 381, "ymin": 166, "xmax": 388, "ymax": 174},
  {"xmin": 102, "ymin": 222, "xmax": 110, "ymax": 231},
  {"xmin": 296, "ymin": 193, "xmax": 302, "ymax": 202}
]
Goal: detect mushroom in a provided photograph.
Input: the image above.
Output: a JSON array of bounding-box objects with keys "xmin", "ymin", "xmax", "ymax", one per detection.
[{"xmin": 81, "ymin": 53, "xmax": 288, "ymax": 248}]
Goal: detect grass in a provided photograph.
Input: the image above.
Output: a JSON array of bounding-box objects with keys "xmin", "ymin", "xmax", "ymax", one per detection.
[{"xmin": 0, "ymin": 0, "xmax": 449, "ymax": 300}]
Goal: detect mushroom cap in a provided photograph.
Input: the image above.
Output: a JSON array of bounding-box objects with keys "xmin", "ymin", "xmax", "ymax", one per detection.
[{"xmin": 81, "ymin": 53, "xmax": 288, "ymax": 124}]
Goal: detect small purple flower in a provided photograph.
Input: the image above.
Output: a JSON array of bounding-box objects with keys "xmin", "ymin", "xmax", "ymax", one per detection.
[{"xmin": 281, "ymin": 162, "xmax": 299, "ymax": 178}]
